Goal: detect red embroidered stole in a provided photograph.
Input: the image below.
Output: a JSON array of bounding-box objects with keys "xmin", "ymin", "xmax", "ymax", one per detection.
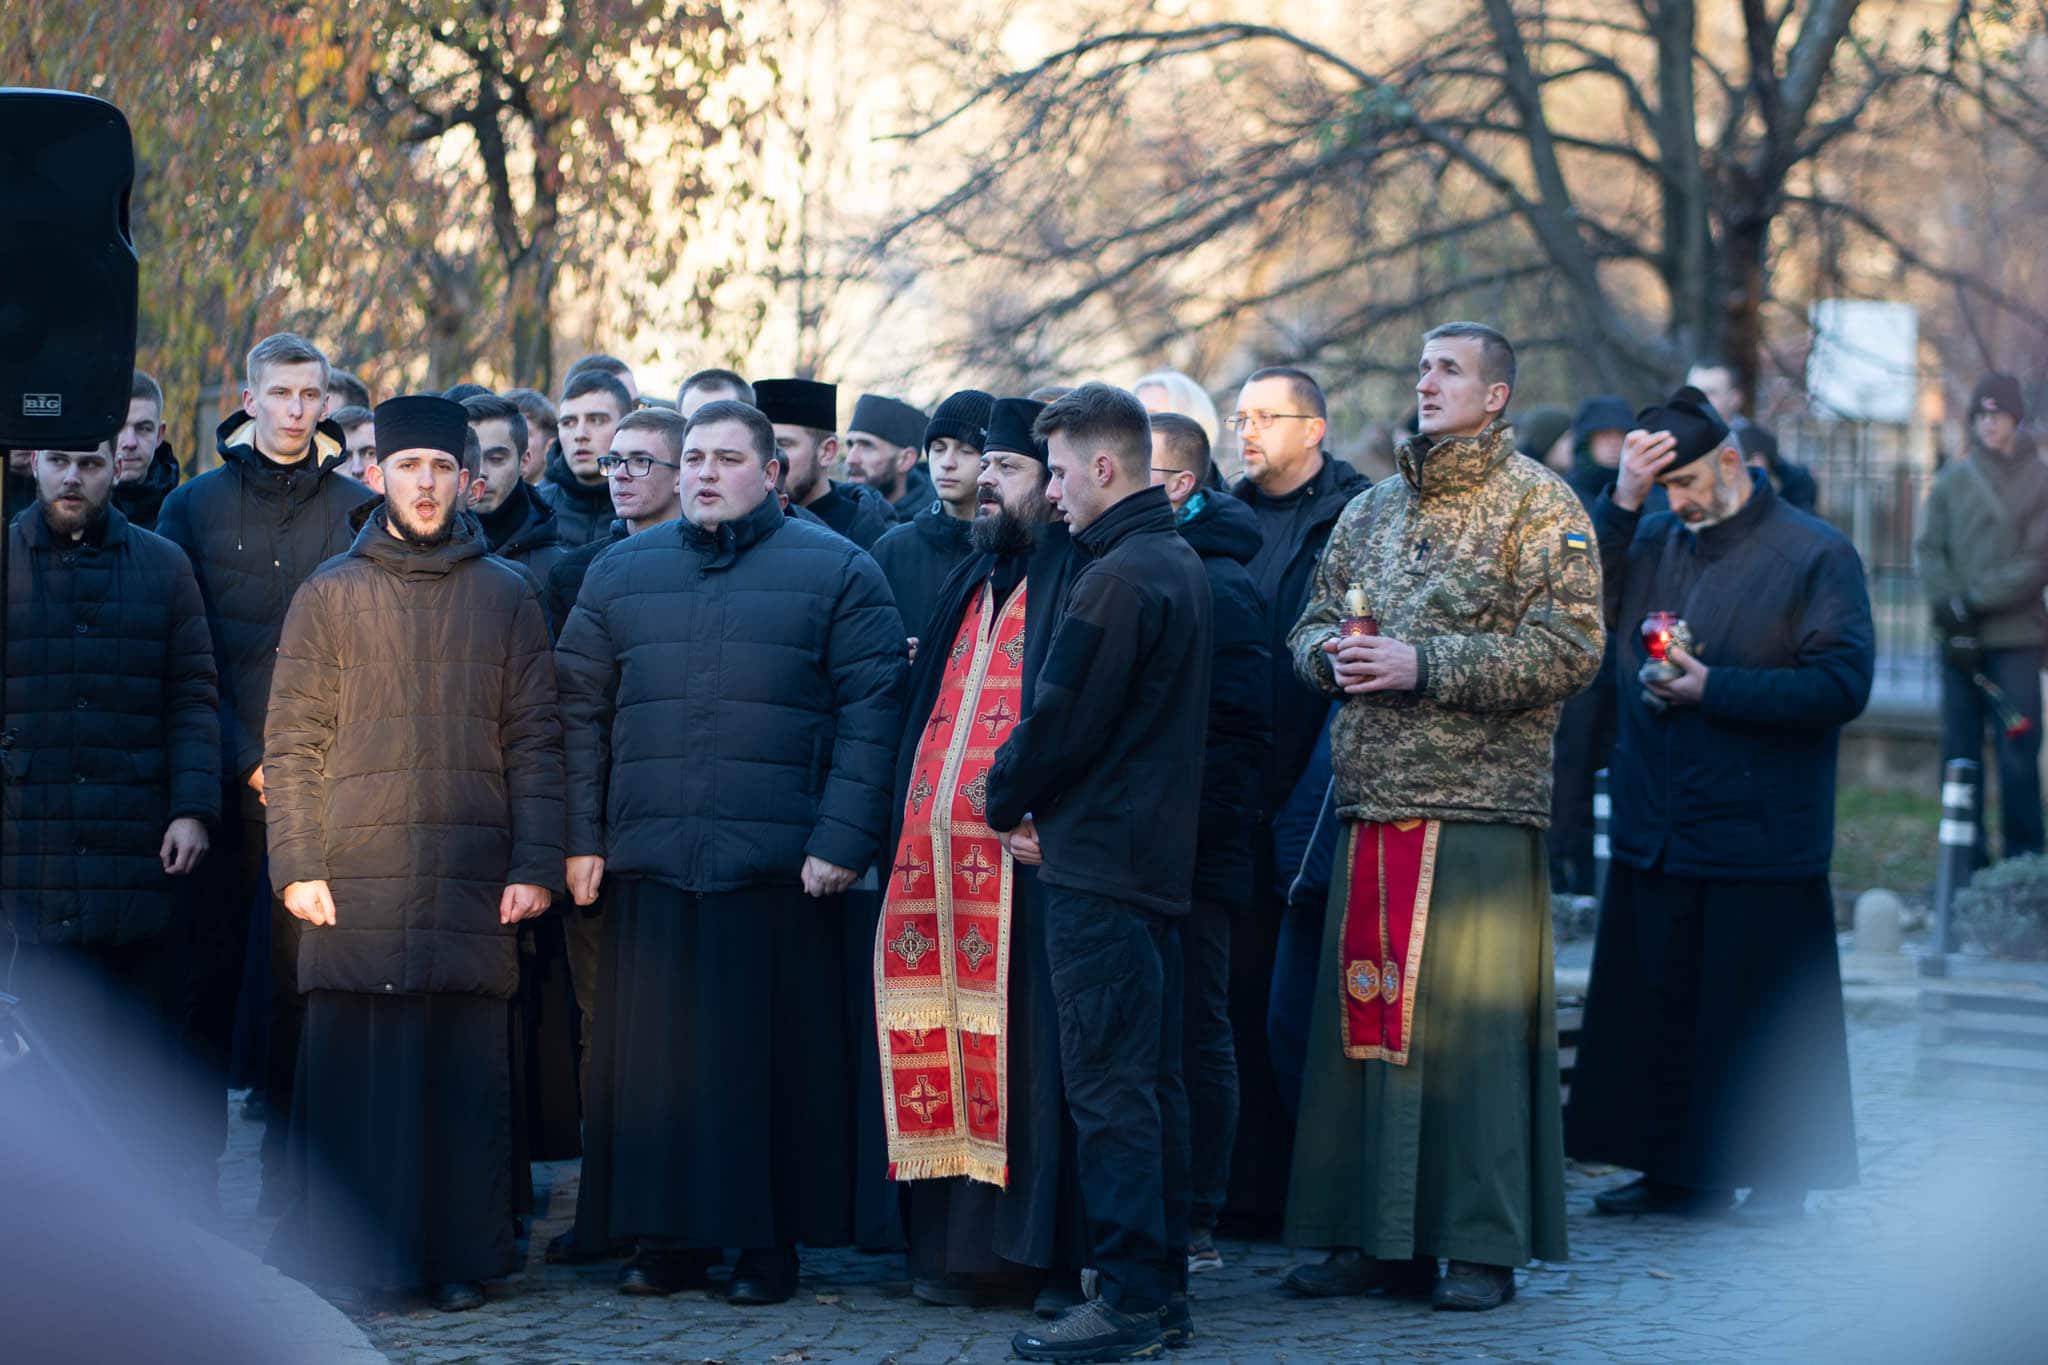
[
  {"xmin": 875, "ymin": 579, "xmax": 1029, "ymax": 1186},
  {"xmin": 1338, "ymin": 819, "xmax": 1440, "ymax": 1065}
]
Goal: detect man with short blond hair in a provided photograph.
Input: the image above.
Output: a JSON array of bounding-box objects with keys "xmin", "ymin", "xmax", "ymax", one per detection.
[{"xmin": 155, "ymin": 330, "xmax": 375, "ymax": 1210}]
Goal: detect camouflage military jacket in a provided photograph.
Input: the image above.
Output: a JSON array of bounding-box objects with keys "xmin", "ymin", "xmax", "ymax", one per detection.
[{"xmin": 1288, "ymin": 418, "xmax": 1604, "ymax": 827}]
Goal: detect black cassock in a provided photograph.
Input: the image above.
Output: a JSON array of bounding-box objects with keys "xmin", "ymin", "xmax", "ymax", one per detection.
[
  {"xmin": 887, "ymin": 528, "xmax": 1089, "ymax": 1280},
  {"xmin": 269, "ymin": 992, "xmax": 516, "ymax": 1291},
  {"xmin": 1565, "ymin": 473, "xmax": 1871, "ymax": 1193},
  {"xmin": 1565, "ymin": 865, "xmax": 1859, "ymax": 1190}
]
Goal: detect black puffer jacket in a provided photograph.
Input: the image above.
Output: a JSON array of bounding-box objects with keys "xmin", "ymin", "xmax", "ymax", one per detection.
[
  {"xmin": 264, "ymin": 507, "xmax": 564, "ymax": 999},
  {"xmin": 3, "ymin": 506, "xmax": 220, "ymax": 947},
  {"xmin": 1178, "ymin": 493, "xmax": 1273, "ymax": 907},
  {"xmin": 987, "ymin": 486, "xmax": 1214, "ymax": 916},
  {"xmin": 871, "ymin": 504, "xmax": 976, "ymax": 647},
  {"xmin": 890, "ymin": 464, "xmax": 937, "ymax": 521},
  {"xmin": 536, "ymin": 443, "xmax": 615, "ymax": 549},
  {"xmin": 1230, "ymin": 455, "xmax": 1370, "ymax": 808},
  {"xmin": 1595, "ymin": 473, "xmax": 1874, "ymax": 881},
  {"xmin": 556, "ymin": 494, "xmax": 907, "ymax": 891},
  {"xmin": 479, "ymin": 478, "xmax": 567, "ymax": 588},
  {"xmin": 805, "ymin": 479, "xmax": 898, "ymax": 550},
  {"xmin": 154, "ymin": 416, "xmax": 374, "ymax": 783},
  {"xmin": 112, "ymin": 440, "xmax": 182, "ymax": 531}
]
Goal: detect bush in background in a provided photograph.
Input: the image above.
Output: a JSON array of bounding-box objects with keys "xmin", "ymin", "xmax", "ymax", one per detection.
[{"xmin": 1955, "ymin": 854, "xmax": 2048, "ymax": 960}]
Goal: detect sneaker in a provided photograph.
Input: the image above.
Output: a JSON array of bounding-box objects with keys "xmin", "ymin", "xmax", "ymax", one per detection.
[
  {"xmin": 1185, "ymin": 1230, "xmax": 1223, "ymax": 1274},
  {"xmin": 1157, "ymin": 1293, "xmax": 1194, "ymax": 1349},
  {"xmin": 1012, "ymin": 1298, "xmax": 1166, "ymax": 1362}
]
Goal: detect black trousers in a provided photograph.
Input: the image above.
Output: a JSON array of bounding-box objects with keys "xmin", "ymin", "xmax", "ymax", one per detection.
[
  {"xmin": 1180, "ymin": 899, "xmax": 1236, "ymax": 1235},
  {"xmin": 1940, "ymin": 646, "xmax": 2045, "ymax": 863},
  {"xmin": 1042, "ymin": 888, "xmax": 1189, "ymax": 1314},
  {"xmin": 174, "ymin": 797, "xmax": 264, "ymax": 1172}
]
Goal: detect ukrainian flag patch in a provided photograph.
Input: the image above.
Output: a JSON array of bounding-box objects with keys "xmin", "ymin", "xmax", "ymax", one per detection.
[{"xmin": 1564, "ymin": 530, "xmax": 1590, "ymax": 552}]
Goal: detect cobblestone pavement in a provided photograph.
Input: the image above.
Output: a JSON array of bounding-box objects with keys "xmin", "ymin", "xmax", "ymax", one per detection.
[{"xmin": 216, "ymin": 999, "xmax": 2048, "ymax": 1363}]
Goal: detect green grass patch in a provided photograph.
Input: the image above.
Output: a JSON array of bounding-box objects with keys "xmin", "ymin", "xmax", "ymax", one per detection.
[{"xmin": 1834, "ymin": 785, "xmax": 1950, "ymax": 905}]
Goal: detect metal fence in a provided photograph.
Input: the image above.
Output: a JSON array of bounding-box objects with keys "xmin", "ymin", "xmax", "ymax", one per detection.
[{"xmin": 1781, "ymin": 418, "xmax": 1938, "ymax": 709}]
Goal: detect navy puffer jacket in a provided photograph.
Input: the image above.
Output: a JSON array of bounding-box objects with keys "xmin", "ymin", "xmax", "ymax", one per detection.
[
  {"xmin": 154, "ymin": 416, "xmax": 375, "ymax": 782},
  {"xmin": 3, "ymin": 506, "xmax": 220, "ymax": 946},
  {"xmin": 264, "ymin": 507, "xmax": 564, "ymax": 998},
  {"xmin": 556, "ymin": 494, "xmax": 907, "ymax": 891}
]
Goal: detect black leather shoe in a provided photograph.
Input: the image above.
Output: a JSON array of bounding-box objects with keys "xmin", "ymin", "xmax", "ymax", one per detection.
[
  {"xmin": 1157, "ymin": 1293, "xmax": 1194, "ymax": 1349},
  {"xmin": 545, "ymin": 1230, "xmax": 632, "ymax": 1264},
  {"xmin": 1282, "ymin": 1249, "xmax": 1437, "ymax": 1298},
  {"xmin": 1592, "ymin": 1176, "xmax": 1733, "ymax": 1218},
  {"xmin": 1012, "ymin": 1298, "xmax": 1165, "ymax": 1362},
  {"xmin": 430, "ymin": 1281, "xmax": 485, "ymax": 1312},
  {"xmin": 727, "ymin": 1248, "xmax": 798, "ymax": 1306},
  {"xmin": 1433, "ymin": 1261, "xmax": 1515, "ymax": 1312},
  {"xmin": 1735, "ymin": 1186, "xmax": 1807, "ymax": 1223},
  {"xmin": 618, "ymin": 1253, "xmax": 709, "ymax": 1296},
  {"xmin": 913, "ymin": 1273, "xmax": 993, "ymax": 1307}
]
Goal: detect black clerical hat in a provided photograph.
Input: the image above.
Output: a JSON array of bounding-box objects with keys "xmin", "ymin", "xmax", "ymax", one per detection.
[
  {"xmin": 848, "ymin": 394, "xmax": 928, "ymax": 450},
  {"xmin": 753, "ymin": 378, "xmax": 838, "ymax": 431},
  {"xmin": 984, "ymin": 398, "xmax": 1049, "ymax": 463},
  {"xmin": 373, "ymin": 394, "xmax": 468, "ymax": 460},
  {"xmin": 1634, "ymin": 386, "xmax": 1732, "ymax": 470}
]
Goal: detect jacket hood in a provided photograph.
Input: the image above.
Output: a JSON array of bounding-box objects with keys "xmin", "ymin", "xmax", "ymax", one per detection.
[
  {"xmin": 216, "ymin": 413, "xmax": 346, "ymax": 473},
  {"xmin": 486, "ymin": 478, "xmax": 562, "ymax": 555},
  {"xmin": 1178, "ymin": 488, "xmax": 1262, "ymax": 565},
  {"xmin": 1397, "ymin": 417, "xmax": 1516, "ymax": 500},
  {"xmin": 913, "ymin": 503, "xmax": 976, "ymax": 550},
  {"xmin": 346, "ymin": 502, "xmax": 488, "ymax": 578},
  {"xmin": 544, "ymin": 441, "xmax": 613, "ymax": 511}
]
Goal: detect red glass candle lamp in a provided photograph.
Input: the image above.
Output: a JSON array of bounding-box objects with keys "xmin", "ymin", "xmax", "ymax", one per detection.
[
  {"xmin": 1340, "ymin": 584, "xmax": 1379, "ymax": 639},
  {"xmin": 1639, "ymin": 611, "xmax": 1686, "ymax": 683}
]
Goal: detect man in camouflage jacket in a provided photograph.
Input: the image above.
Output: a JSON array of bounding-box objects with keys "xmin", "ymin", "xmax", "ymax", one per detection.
[{"xmin": 1278, "ymin": 323, "xmax": 1603, "ymax": 1313}]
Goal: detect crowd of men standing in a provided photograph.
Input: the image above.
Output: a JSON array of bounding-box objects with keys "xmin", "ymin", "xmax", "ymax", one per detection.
[{"xmin": 19, "ymin": 316, "xmax": 2024, "ymax": 1361}]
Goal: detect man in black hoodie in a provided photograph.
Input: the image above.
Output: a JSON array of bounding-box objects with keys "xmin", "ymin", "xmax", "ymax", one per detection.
[
  {"xmin": 540, "ymin": 370, "xmax": 625, "ymax": 548},
  {"xmin": 754, "ymin": 378, "xmax": 899, "ymax": 549},
  {"xmin": 1148, "ymin": 413, "xmax": 1271, "ymax": 1274},
  {"xmin": 990, "ymin": 384, "xmax": 1212, "ymax": 1363},
  {"xmin": 1223, "ymin": 365, "xmax": 1368, "ymax": 1232},
  {"xmin": 111, "ymin": 370, "xmax": 182, "ymax": 532},
  {"xmin": 463, "ymin": 394, "xmax": 565, "ymax": 588},
  {"xmin": 155, "ymin": 332, "xmax": 376, "ymax": 1209},
  {"xmin": 870, "ymin": 389, "xmax": 993, "ymax": 646}
]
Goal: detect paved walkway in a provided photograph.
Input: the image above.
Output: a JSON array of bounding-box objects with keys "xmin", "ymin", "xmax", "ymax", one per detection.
[{"xmin": 214, "ymin": 995, "xmax": 2048, "ymax": 1363}]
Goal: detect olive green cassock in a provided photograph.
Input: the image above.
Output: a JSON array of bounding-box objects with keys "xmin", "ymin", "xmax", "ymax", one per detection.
[{"xmin": 1282, "ymin": 418, "xmax": 1602, "ymax": 1267}]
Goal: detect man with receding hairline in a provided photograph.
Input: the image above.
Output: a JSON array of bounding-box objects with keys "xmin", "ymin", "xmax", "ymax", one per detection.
[{"xmin": 1281, "ymin": 321, "xmax": 1601, "ymax": 1311}]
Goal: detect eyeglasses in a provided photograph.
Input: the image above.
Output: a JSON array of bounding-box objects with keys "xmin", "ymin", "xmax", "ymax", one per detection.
[
  {"xmin": 597, "ymin": 453, "xmax": 681, "ymax": 478},
  {"xmin": 1225, "ymin": 411, "xmax": 1318, "ymax": 434}
]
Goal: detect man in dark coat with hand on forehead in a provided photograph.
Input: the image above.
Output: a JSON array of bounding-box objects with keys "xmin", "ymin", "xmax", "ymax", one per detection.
[
  {"xmin": 261, "ymin": 395, "xmax": 564, "ymax": 1312},
  {"xmin": 1565, "ymin": 386, "xmax": 1872, "ymax": 1224}
]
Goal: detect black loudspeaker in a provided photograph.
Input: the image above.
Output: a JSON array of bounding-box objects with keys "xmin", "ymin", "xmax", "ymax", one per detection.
[{"xmin": 0, "ymin": 89, "xmax": 137, "ymax": 449}]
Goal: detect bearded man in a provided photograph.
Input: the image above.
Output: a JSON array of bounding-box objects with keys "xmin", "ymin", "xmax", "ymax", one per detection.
[
  {"xmin": 262, "ymin": 395, "xmax": 563, "ymax": 1311},
  {"xmin": 874, "ymin": 397, "xmax": 1089, "ymax": 1315}
]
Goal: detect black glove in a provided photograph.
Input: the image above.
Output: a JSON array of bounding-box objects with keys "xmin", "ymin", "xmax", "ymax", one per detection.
[{"xmin": 1936, "ymin": 597, "xmax": 1982, "ymax": 674}]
